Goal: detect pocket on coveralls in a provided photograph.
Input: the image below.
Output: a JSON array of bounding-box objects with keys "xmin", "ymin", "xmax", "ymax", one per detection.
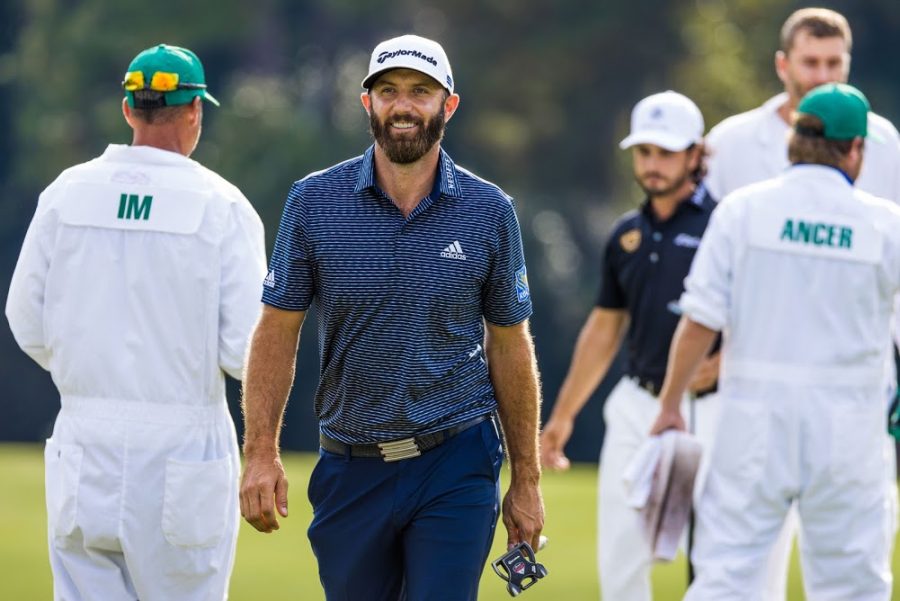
[
  {"xmin": 44, "ymin": 439, "xmax": 83, "ymax": 539},
  {"xmin": 829, "ymin": 404, "xmax": 882, "ymax": 487},
  {"xmin": 162, "ymin": 455, "xmax": 234, "ymax": 548},
  {"xmin": 711, "ymin": 402, "xmax": 768, "ymax": 482}
]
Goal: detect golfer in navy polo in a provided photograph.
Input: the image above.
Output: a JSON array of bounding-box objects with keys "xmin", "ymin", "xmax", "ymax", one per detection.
[{"xmin": 239, "ymin": 34, "xmax": 544, "ymax": 601}]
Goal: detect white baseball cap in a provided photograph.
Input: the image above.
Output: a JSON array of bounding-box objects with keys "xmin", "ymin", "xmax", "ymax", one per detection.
[
  {"xmin": 619, "ymin": 91, "xmax": 704, "ymax": 151},
  {"xmin": 361, "ymin": 34, "xmax": 454, "ymax": 93}
]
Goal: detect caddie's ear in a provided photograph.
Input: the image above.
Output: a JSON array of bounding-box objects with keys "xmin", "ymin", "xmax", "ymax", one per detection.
[
  {"xmin": 122, "ymin": 97, "xmax": 137, "ymax": 129},
  {"xmin": 844, "ymin": 136, "xmax": 865, "ymax": 180},
  {"xmin": 187, "ymin": 96, "xmax": 203, "ymax": 126}
]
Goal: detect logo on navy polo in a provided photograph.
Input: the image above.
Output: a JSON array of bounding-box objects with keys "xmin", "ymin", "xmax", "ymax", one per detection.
[
  {"xmin": 673, "ymin": 233, "xmax": 701, "ymax": 248},
  {"xmin": 620, "ymin": 228, "xmax": 641, "ymax": 252},
  {"xmin": 441, "ymin": 240, "xmax": 466, "ymax": 260},
  {"xmin": 515, "ymin": 266, "xmax": 530, "ymax": 302},
  {"xmin": 263, "ymin": 270, "xmax": 276, "ymax": 288},
  {"xmin": 377, "ymin": 49, "xmax": 438, "ymax": 67}
]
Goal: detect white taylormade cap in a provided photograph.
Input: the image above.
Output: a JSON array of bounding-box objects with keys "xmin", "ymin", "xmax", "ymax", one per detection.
[
  {"xmin": 619, "ymin": 91, "xmax": 704, "ymax": 151},
  {"xmin": 361, "ymin": 34, "xmax": 454, "ymax": 93}
]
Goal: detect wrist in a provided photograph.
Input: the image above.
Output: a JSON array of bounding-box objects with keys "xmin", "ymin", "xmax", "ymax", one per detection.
[
  {"xmin": 509, "ymin": 461, "xmax": 541, "ymax": 485},
  {"xmin": 549, "ymin": 406, "xmax": 577, "ymax": 424},
  {"xmin": 242, "ymin": 436, "xmax": 280, "ymax": 460}
]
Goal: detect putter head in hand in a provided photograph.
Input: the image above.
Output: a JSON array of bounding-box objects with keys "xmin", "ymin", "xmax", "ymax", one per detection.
[{"xmin": 491, "ymin": 541, "xmax": 548, "ymax": 597}]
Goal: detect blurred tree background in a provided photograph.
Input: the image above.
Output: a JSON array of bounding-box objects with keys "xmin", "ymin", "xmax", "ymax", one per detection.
[{"xmin": 1, "ymin": 0, "xmax": 898, "ymax": 460}]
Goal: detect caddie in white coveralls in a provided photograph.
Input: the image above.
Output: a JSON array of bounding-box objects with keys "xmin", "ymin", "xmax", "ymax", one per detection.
[
  {"xmin": 5, "ymin": 44, "xmax": 266, "ymax": 600},
  {"xmin": 651, "ymin": 83, "xmax": 895, "ymax": 600},
  {"xmin": 703, "ymin": 9, "xmax": 900, "ymax": 599}
]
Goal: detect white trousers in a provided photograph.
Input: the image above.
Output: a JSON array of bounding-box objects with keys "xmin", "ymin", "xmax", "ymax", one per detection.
[
  {"xmin": 45, "ymin": 397, "xmax": 240, "ymax": 601},
  {"xmin": 760, "ymin": 435, "xmax": 897, "ymax": 601},
  {"xmin": 685, "ymin": 386, "xmax": 893, "ymax": 601},
  {"xmin": 597, "ymin": 377, "xmax": 720, "ymax": 601}
]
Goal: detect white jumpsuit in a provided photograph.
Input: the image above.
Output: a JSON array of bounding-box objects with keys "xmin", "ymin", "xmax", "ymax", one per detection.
[
  {"xmin": 681, "ymin": 165, "xmax": 897, "ymax": 600},
  {"xmin": 6, "ymin": 144, "xmax": 267, "ymax": 601},
  {"xmin": 704, "ymin": 92, "xmax": 900, "ymax": 600}
]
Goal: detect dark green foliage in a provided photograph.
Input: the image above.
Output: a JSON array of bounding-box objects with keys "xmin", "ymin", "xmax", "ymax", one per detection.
[{"xmin": 3, "ymin": 0, "xmax": 899, "ymax": 458}]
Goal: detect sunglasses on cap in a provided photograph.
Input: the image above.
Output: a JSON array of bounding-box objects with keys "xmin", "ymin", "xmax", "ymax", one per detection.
[{"xmin": 122, "ymin": 71, "xmax": 207, "ymax": 92}]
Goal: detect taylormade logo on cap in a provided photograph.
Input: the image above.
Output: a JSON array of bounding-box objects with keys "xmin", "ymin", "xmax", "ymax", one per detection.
[
  {"xmin": 362, "ymin": 34, "xmax": 454, "ymax": 93},
  {"xmin": 377, "ymin": 49, "xmax": 438, "ymax": 67}
]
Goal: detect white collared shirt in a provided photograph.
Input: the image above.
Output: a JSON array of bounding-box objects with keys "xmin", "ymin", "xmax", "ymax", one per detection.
[{"xmin": 706, "ymin": 93, "xmax": 900, "ymax": 203}]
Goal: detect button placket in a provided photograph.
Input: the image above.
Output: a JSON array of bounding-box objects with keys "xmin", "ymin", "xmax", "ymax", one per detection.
[{"xmin": 649, "ymin": 230, "xmax": 662, "ymax": 263}]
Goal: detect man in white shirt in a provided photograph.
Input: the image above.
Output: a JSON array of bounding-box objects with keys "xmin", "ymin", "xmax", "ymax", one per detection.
[
  {"xmin": 653, "ymin": 82, "xmax": 895, "ymax": 601},
  {"xmin": 6, "ymin": 44, "xmax": 267, "ymax": 600},
  {"xmin": 704, "ymin": 9, "xmax": 900, "ymax": 598},
  {"xmin": 706, "ymin": 7, "xmax": 900, "ymax": 203}
]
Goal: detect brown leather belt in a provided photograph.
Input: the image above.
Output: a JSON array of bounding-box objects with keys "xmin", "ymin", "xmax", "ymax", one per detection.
[{"xmin": 319, "ymin": 414, "xmax": 492, "ymax": 462}]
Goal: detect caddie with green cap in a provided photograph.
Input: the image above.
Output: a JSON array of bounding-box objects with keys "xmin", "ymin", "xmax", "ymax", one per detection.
[
  {"xmin": 117, "ymin": 43, "xmax": 221, "ymax": 156},
  {"xmin": 788, "ymin": 82, "xmax": 872, "ymax": 182},
  {"xmin": 647, "ymin": 78, "xmax": 900, "ymax": 600},
  {"xmin": 795, "ymin": 82, "xmax": 870, "ymax": 140},
  {"xmin": 6, "ymin": 41, "xmax": 266, "ymax": 600},
  {"xmin": 123, "ymin": 43, "xmax": 219, "ymax": 108}
]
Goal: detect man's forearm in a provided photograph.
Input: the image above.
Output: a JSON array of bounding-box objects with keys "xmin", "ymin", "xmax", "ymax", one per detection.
[
  {"xmin": 486, "ymin": 321, "xmax": 542, "ymax": 483},
  {"xmin": 550, "ymin": 308, "xmax": 628, "ymax": 421},
  {"xmin": 241, "ymin": 306, "xmax": 305, "ymax": 458}
]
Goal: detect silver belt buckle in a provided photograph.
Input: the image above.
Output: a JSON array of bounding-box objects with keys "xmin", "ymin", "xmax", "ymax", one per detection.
[{"xmin": 377, "ymin": 437, "xmax": 422, "ymax": 462}]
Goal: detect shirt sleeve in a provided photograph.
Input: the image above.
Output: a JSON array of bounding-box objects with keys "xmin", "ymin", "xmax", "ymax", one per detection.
[
  {"xmin": 218, "ymin": 196, "xmax": 268, "ymax": 380},
  {"xmin": 703, "ymin": 125, "xmax": 726, "ymax": 202},
  {"xmin": 482, "ymin": 198, "xmax": 533, "ymax": 326},
  {"xmin": 595, "ymin": 230, "xmax": 625, "ymax": 309},
  {"xmin": 678, "ymin": 200, "xmax": 735, "ymax": 331},
  {"xmin": 885, "ymin": 127, "xmax": 900, "ymax": 204},
  {"xmin": 261, "ymin": 182, "xmax": 315, "ymax": 311},
  {"xmin": 5, "ymin": 188, "xmax": 57, "ymax": 370}
]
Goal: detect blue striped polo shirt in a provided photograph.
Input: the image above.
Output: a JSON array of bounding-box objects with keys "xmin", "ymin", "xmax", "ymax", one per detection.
[{"xmin": 262, "ymin": 145, "xmax": 533, "ymax": 444}]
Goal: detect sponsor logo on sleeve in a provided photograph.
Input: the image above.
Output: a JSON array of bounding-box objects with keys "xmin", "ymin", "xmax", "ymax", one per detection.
[{"xmin": 515, "ymin": 266, "xmax": 530, "ymax": 302}]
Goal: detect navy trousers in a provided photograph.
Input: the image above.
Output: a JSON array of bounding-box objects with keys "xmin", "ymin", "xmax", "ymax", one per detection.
[{"xmin": 307, "ymin": 419, "xmax": 503, "ymax": 601}]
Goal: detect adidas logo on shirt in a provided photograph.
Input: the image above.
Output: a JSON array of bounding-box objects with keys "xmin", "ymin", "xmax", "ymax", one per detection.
[
  {"xmin": 440, "ymin": 240, "xmax": 467, "ymax": 260},
  {"xmin": 263, "ymin": 270, "xmax": 276, "ymax": 288}
]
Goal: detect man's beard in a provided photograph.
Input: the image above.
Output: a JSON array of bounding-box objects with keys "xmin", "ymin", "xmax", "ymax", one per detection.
[
  {"xmin": 370, "ymin": 108, "xmax": 445, "ymax": 164},
  {"xmin": 635, "ymin": 169, "xmax": 692, "ymax": 198},
  {"xmin": 788, "ymin": 77, "xmax": 815, "ymax": 102}
]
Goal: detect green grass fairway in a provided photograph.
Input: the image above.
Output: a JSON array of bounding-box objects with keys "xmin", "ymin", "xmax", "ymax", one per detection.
[{"xmin": 0, "ymin": 442, "xmax": 893, "ymax": 599}]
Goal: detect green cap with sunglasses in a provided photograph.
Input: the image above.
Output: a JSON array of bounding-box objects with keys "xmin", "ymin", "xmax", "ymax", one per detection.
[{"xmin": 123, "ymin": 44, "xmax": 219, "ymax": 109}]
